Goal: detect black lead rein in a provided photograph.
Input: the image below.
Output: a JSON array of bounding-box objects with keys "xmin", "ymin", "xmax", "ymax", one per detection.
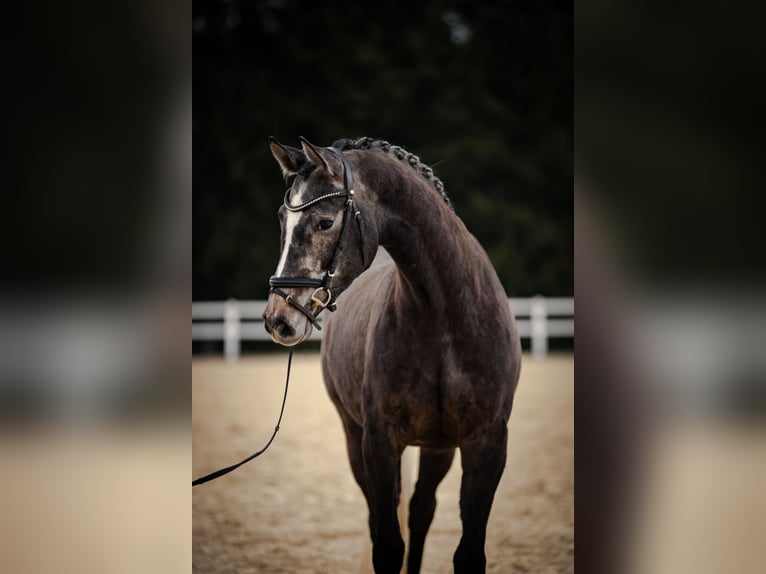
[
  {"xmin": 193, "ymin": 146, "xmax": 364, "ymax": 487},
  {"xmin": 192, "ymin": 351, "xmax": 293, "ymax": 486}
]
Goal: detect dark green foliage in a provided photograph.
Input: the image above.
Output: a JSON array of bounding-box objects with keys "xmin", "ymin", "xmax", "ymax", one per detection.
[{"xmin": 193, "ymin": 0, "xmax": 572, "ymax": 299}]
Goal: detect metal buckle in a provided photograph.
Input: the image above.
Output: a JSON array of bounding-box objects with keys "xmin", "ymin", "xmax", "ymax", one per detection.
[{"xmin": 310, "ymin": 287, "xmax": 333, "ymax": 310}]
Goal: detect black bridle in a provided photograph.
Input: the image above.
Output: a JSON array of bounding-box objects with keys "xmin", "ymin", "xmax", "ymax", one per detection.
[
  {"xmin": 268, "ymin": 147, "xmax": 365, "ymax": 330},
  {"xmin": 192, "ymin": 148, "xmax": 365, "ymax": 487}
]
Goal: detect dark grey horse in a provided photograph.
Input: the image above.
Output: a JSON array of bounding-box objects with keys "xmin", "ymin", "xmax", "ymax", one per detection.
[{"xmin": 263, "ymin": 136, "xmax": 521, "ymax": 574}]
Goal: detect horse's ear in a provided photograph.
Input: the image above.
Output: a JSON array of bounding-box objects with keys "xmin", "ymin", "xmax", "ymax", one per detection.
[
  {"xmin": 299, "ymin": 136, "xmax": 341, "ymax": 179},
  {"xmin": 269, "ymin": 136, "xmax": 306, "ymax": 178}
]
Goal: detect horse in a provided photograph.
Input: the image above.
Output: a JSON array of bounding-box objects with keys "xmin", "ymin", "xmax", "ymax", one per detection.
[{"xmin": 263, "ymin": 136, "xmax": 521, "ymax": 574}]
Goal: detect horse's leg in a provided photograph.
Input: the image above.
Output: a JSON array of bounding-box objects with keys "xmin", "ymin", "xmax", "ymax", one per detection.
[
  {"xmin": 398, "ymin": 447, "xmax": 416, "ymax": 540},
  {"xmin": 336, "ymin": 415, "xmax": 378, "ymax": 574},
  {"xmin": 362, "ymin": 422, "xmax": 405, "ymax": 574},
  {"xmin": 340, "ymin": 415, "xmax": 369, "ymax": 500},
  {"xmin": 406, "ymin": 447, "xmax": 456, "ymax": 574},
  {"xmin": 453, "ymin": 424, "xmax": 508, "ymax": 574}
]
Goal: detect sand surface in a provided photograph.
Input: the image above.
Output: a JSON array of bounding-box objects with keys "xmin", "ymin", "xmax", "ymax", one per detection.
[{"xmin": 193, "ymin": 353, "xmax": 573, "ymax": 573}]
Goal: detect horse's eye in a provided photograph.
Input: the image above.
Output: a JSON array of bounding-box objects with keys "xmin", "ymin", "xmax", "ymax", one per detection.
[{"xmin": 318, "ymin": 219, "xmax": 334, "ymax": 231}]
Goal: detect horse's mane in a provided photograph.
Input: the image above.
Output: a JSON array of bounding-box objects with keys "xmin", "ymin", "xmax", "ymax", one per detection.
[{"xmin": 331, "ymin": 137, "xmax": 454, "ymax": 211}]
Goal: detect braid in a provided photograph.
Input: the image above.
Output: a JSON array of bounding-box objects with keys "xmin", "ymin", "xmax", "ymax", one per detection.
[{"xmin": 332, "ymin": 137, "xmax": 454, "ymax": 211}]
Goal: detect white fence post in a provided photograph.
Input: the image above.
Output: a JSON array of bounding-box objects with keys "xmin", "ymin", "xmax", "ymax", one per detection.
[
  {"xmin": 531, "ymin": 295, "xmax": 548, "ymax": 359},
  {"xmin": 224, "ymin": 298, "xmax": 240, "ymax": 362}
]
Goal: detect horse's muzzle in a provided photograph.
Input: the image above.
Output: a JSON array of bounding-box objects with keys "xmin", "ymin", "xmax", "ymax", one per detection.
[{"xmin": 263, "ymin": 294, "xmax": 313, "ymax": 346}]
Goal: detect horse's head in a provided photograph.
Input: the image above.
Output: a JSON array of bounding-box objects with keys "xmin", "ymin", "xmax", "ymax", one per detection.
[{"xmin": 263, "ymin": 137, "xmax": 377, "ymax": 346}]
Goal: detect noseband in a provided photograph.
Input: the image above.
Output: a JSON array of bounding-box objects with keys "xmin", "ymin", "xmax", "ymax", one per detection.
[{"xmin": 269, "ymin": 147, "xmax": 365, "ymax": 330}]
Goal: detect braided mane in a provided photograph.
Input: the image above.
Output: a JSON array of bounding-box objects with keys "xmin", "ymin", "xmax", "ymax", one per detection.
[{"xmin": 331, "ymin": 137, "xmax": 454, "ymax": 211}]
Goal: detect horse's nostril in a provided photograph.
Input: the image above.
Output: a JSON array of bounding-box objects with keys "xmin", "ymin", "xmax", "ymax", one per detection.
[
  {"xmin": 275, "ymin": 318, "xmax": 294, "ymax": 339},
  {"xmin": 266, "ymin": 315, "xmax": 294, "ymax": 339}
]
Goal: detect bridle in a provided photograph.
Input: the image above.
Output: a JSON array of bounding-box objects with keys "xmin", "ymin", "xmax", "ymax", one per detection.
[
  {"xmin": 193, "ymin": 147, "xmax": 366, "ymax": 487},
  {"xmin": 268, "ymin": 147, "xmax": 365, "ymax": 330}
]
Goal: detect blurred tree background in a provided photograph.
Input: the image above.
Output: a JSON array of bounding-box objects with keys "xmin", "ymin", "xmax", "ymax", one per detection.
[{"xmin": 193, "ymin": 0, "xmax": 571, "ymax": 299}]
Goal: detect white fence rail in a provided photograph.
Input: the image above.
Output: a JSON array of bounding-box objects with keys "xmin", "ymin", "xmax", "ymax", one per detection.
[{"xmin": 192, "ymin": 296, "xmax": 573, "ymax": 361}]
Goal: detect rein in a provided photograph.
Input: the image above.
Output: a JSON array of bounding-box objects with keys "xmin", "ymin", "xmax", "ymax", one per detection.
[
  {"xmin": 269, "ymin": 146, "xmax": 365, "ymax": 330},
  {"xmin": 192, "ymin": 351, "xmax": 293, "ymax": 486},
  {"xmin": 192, "ymin": 148, "xmax": 366, "ymax": 487}
]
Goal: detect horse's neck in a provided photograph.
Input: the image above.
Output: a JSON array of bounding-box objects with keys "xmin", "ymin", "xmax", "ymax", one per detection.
[{"xmin": 375, "ymin": 183, "xmax": 483, "ymax": 315}]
